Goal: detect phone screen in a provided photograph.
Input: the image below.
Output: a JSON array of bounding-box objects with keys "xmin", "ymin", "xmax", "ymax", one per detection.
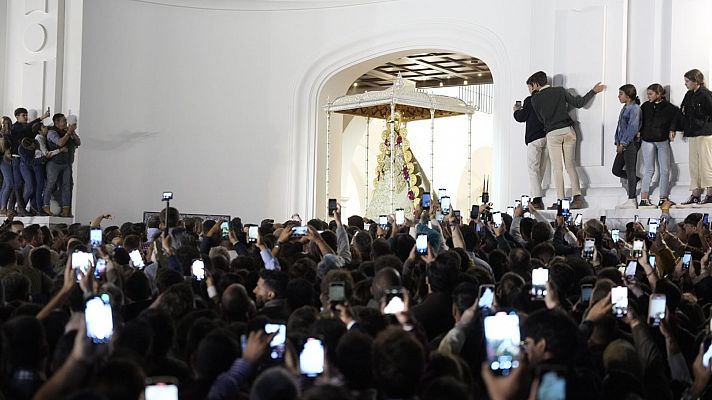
[
  {"xmin": 507, "ymin": 206, "xmax": 515, "ymax": 216},
  {"xmin": 416, "ymin": 234, "xmax": 428, "ymax": 255},
  {"xmin": 438, "ymin": 188, "xmax": 447, "ymax": 199},
  {"xmin": 292, "ymin": 226, "xmax": 308, "ymax": 237},
  {"xmin": 625, "ymin": 260, "xmax": 637, "ymax": 278},
  {"xmin": 422, "ymin": 193, "xmax": 431, "ymax": 208},
  {"xmin": 162, "ymin": 191, "xmax": 173, "ymax": 200},
  {"xmin": 441, "ymin": 196, "xmax": 451, "ymax": 212},
  {"xmin": 191, "ymin": 260, "xmax": 205, "ymax": 281},
  {"xmin": 581, "ymin": 285, "xmax": 593, "ymax": 304},
  {"xmin": 479, "ymin": 285, "xmax": 495, "ymax": 308},
  {"xmin": 705, "ymin": 213, "xmax": 709, "ymax": 227},
  {"xmin": 248, "ymin": 226, "xmax": 258, "ymax": 242},
  {"xmin": 379, "ymin": 215, "xmax": 388, "ymax": 226},
  {"xmin": 560, "ymin": 199, "xmax": 570, "ymax": 217},
  {"xmin": 329, "ymin": 282, "xmax": 345, "ymax": 302},
  {"xmin": 265, "ymin": 323, "xmax": 287, "ymax": 360},
  {"xmin": 145, "ymin": 382, "xmax": 178, "ymax": 400},
  {"xmin": 129, "ymin": 249, "xmax": 145, "ymax": 269},
  {"xmin": 300, "ymin": 338, "xmax": 325, "ymax": 377},
  {"xmin": 683, "ymin": 251, "xmax": 692, "ymax": 269},
  {"xmin": 90, "ymin": 228, "xmax": 102, "ymax": 248},
  {"xmin": 484, "ymin": 313, "xmax": 521, "ymax": 374},
  {"xmin": 72, "ymin": 251, "xmax": 93, "ymax": 281},
  {"xmin": 583, "ymin": 239, "xmax": 595, "ymax": 260},
  {"xmin": 633, "ymin": 240, "xmax": 644, "ymax": 257},
  {"xmin": 537, "ymin": 370, "xmax": 567, "ymax": 400},
  {"xmin": 648, "ymin": 219, "xmax": 659, "ymax": 240},
  {"xmin": 612, "ymin": 286, "xmax": 628, "ymax": 317},
  {"xmin": 574, "ymin": 214, "xmax": 583, "ymax": 226},
  {"xmin": 531, "ymin": 268, "xmax": 548, "ymax": 299},
  {"xmin": 85, "ymin": 293, "xmax": 113, "ymax": 343},
  {"xmin": 383, "ymin": 288, "xmax": 405, "ymax": 314},
  {"xmin": 649, "ymin": 255, "xmax": 656, "ymax": 269},
  {"xmin": 704, "ymin": 338, "xmax": 712, "ymax": 369},
  {"xmin": 648, "ymin": 294, "xmax": 666, "ymax": 327},
  {"xmin": 492, "ymin": 212, "xmax": 503, "ymax": 228},
  {"xmin": 395, "ymin": 209, "xmax": 405, "ymax": 225},
  {"xmin": 611, "ymin": 229, "xmax": 620, "ymax": 242},
  {"xmin": 95, "ymin": 258, "xmax": 107, "ymax": 278},
  {"xmin": 220, "ymin": 222, "xmax": 229, "ymax": 236},
  {"xmin": 521, "ymin": 195, "xmax": 530, "ymax": 208}
]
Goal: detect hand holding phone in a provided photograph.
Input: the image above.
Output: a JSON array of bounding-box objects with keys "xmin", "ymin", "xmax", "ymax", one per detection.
[
  {"xmin": 648, "ymin": 294, "xmax": 666, "ymax": 327},
  {"xmin": 531, "ymin": 268, "xmax": 548, "ymax": 299},
  {"xmin": 484, "ymin": 313, "xmax": 521, "ymax": 375},
  {"xmin": 85, "ymin": 293, "xmax": 113, "ymax": 343}
]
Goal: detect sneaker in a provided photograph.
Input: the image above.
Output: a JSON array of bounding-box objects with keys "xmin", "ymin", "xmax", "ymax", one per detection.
[
  {"xmin": 700, "ymin": 196, "xmax": 712, "ymax": 207},
  {"xmin": 570, "ymin": 195, "xmax": 587, "ymax": 209},
  {"xmin": 616, "ymin": 199, "xmax": 638, "ymax": 209},
  {"xmin": 530, "ymin": 199, "xmax": 545, "ymax": 210},
  {"xmin": 681, "ymin": 195, "xmax": 701, "ymax": 207},
  {"xmin": 658, "ymin": 198, "xmax": 676, "ymax": 207},
  {"xmin": 638, "ymin": 199, "xmax": 657, "ymax": 208}
]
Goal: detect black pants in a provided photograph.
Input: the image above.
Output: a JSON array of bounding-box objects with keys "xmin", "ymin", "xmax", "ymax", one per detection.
[{"xmin": 612, "ymin": 141, "xmax": 641, "ymax": 199}]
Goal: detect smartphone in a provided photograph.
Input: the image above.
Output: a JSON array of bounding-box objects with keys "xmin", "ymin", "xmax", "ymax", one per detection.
[
  {"xmin": 704, "ymin": 338, "xmax": 712, "ymax": 369},
  {"xmin": 521, "ymin": 195, "xmax": 530, "ymax": 210},
  {"xmin": 560, "ymin": 199, "xmax": 570, "ymax": 218},
  {"xmin": 625, "ymin": 260, "xmax": 637, "ymax": 280},
  {"xmin": 395, "ymin": 209, "xmax": 405, "ymax": 225},
  {"xmin": 145, "ymin": 378, "xmax": 179, "ymax": 400},
  {"xmin": 379, "ymin": 215, "xmax": 388, "ymax": 227},
  {"xmin": 441, "ymin": 196, "xmax": 451, "ymax": 213},
  {"xmin": 191, "ymin": 259, "xmax": 205, "ymax": 281},
  {"xmin": 632, "ymin": 240, "xmax": 644, "ymax": 258},
  {"xmin": 574, "ymin": 213, "xmax": 583, "ymax": 227},
  {"xmin": 612, "ymin": 286, "xmax": 628, "ymax": 317},
  {"xmin": 537, "ymin": 368, "xmax": 567, "ymax": 400},
  {"xmin": 94, "ymin": 258, "xmax": 107, "ymax": 279},
  {"xmin": 634, "ymin": 214, "xmax": 639, "ymax": 223},
  {"xmin": 438, "ymin": 188, "xmax": 447, "ymax": 199},
  {"xmin": 492, "ymin": 211, "xmax": 503, "ymax": 228},
  {"xmin": 328, "ymin": 198, "xmax": 337, "ymax": 216},
  {"xmin": 682, "ymin": 251, "xmax": 692, "ymax": 270},
  {"xmin": 72, "ymin": 251, "xmax": 93, "ymax": 281},
  {"xmin": 422, "ymin": 193, "xmax": 431, "ymax": 209},
  {"xmin": 129, "ymin": 249, "xmax": 145, "ymax": 269},
  {"xmin": 583, "ymin": 239, "xmax": 595, "ymax": 261},
  {"xmin": 507, "ymin": 206, "xmax": 515, "ymax": 216},
  {"xmin": 581, "ymin": 284, "xmax": 593, "ymax": 306},
  {"xmin": 416, "ymin": 234, "xmax": 428, "ymax": 255},
  {"xmin": 299, "ymin": 338, "xmax": 325, "ymax": 377},
  {"xmin": 705, "ymin": 213, "xmax": 710, "ymax": 228},
  {"xmin": 611, "ymin": 229, "xmax": 620, "ymax": 243},
  {"xmin": 531, "ymin": 268, "xmax": 548, "ymax": 299},
  {"xmin": 479, "ymin": 284, "xmax": 495, "ymax": 309},
  {"xmin": 291, "ymin": 226, "xmax": 308, "ymax": 237},
  {"xmin": 436, "ymin": 211, "xmax": 444, "ymax": 222},
  {"xmin": 85, "ymin": 293, "xmax": 113, "ymax": 343},
  {"xmin": 484, "ymin": 313, "xmax": 521, "ymax": 375},
  {"xmin": 383, "ymin": 287, "xmax": 405, "ymax": 314},
  {"xmin": 162, "ymin": 191, "xmax": 173, "ymax": 201},
  {"xmin": 470, "ymin": 204, "xmax": 479, "ymax": 219},
  {"xmin": 648, "ymin": 294, "xmax": 666, "ymax": 327},
  {"xmin": 265, "ymin": 323, "xmax": 287, "ymax": 361},
  {"xmin": 329, "ymin": 281, "xmax": 346, "ymax": 303},
  {"xmin": 220, "ymin": 222, "xmax": 229, "ymax": 237},
  {"xmin": 90, "ymin": 227, "xmax": 102, "ymax": 249},
  {"xmin": 649, "ymin": 255, "xmax": 656, "ymax": 269},
  {"xmin": 648, "ymin": 218, "xmax": 659, "ymax": 240},
  {"xmin": 600, "ymin": 215, "xmax": 607, "ymax": 224},
  {"xmin": 515, "ymin": 100, "xmax": 522, "ymax": 108},
  {"xmin": 248, "ymin": 226, "xmax": 258, "ymax": 243}
]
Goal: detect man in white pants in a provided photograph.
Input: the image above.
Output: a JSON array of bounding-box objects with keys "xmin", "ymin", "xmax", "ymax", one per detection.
[{"xmin": 513, "ymin": 84, "xmax": 547, "ymax": 210}]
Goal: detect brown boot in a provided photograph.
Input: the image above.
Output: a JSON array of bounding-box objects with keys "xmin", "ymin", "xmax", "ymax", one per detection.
[
  {"xmin": 60, "ymin": 207, "xmax": 73, "ymax": 218},
  {"xmin": 570, "ymin": 195, "xmax": 588, "ymax": 209},
  {"xmin": 42, "ymin": 206, "xmax": 53, "ymax": 216}
]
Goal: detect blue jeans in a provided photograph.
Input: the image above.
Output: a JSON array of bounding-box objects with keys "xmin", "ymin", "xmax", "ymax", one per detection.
[
  {"xmin": 33, "ymin": 161, "xmax": 45, "ymax": 210},
  {"xmin": 19, "ymin": 161, "xmax": 36, "ymax": 210},
  {"xmin": 0, "ymin": 159, "xmax": 13, "ymax": 209},
  {"xmin": 641, "ymin": 140, "xmax": 672, "ymax": 198},
  {"xmin": 44, "ymin": 160, "xmax": 72, "ymax": 208}
]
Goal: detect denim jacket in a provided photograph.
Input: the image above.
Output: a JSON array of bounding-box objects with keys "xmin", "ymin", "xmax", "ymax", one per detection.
[{"xmin": 615, "ymin": 102, "xmax": 642, "ymax": 146}]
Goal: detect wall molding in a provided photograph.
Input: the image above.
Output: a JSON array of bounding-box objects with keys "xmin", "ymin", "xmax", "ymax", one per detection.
[{"xmin": 128, "ymin": 0, "xmax": 400, "ymax": 12}]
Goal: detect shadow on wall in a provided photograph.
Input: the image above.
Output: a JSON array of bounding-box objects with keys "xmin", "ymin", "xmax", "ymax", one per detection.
[
  {"xmin": 457, "ymin": 146, "xmax": 491, "ymax": 207},
  {"xmin": 82, "ymin": 131, "xmax": 160, "ymax": 151}
]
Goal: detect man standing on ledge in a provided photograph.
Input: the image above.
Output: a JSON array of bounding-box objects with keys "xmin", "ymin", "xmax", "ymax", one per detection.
[
  {"xmin": 528, "ymin": 71, "xmax": 606, "ymax": 209},
  {"xmin": 514, "ymin": 80, "xmax": 547, "ymax": 210}
]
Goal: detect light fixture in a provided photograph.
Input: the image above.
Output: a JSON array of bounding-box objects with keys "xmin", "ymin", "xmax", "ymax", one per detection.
[
  {"xmin": 353, "ymin": 82, "xmax": 358, "ymax": 87},
  {"xmin": 478, "ymin": 73, "xmax": 483, "ymax": 77},
  {"xmin": 463, "ymin": 80, "xmax": 468, "ymax": 85},
  {"xmin": 439, "ymin": 81, "xmax": 444, "ymax": 87}
]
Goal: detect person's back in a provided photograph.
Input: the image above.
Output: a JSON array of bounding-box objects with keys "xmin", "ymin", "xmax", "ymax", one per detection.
[{"xmin": 532, "ymin": 86, "xmax": 596, "ymax": 133}]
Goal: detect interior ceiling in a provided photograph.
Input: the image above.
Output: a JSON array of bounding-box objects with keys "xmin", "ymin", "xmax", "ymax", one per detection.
[{"xmin": 351, "ymin": 52, "xmax": 492, "ymax": 92}]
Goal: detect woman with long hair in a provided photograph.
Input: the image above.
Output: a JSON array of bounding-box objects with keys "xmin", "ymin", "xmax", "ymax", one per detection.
[
  {"xmin": 638, "ymin": 84, "xmax": 679, "ymax": 208},
  {"xmin": 612, "ymin": 84, "xmax": 642, "ymax": 208},
  {"xmin": 679, "ymin": 69, "xmax": 712, "ymax": 206},
  {"xmin": 0, "ymin": 116, "xmax": 14, "ymax": 214}
]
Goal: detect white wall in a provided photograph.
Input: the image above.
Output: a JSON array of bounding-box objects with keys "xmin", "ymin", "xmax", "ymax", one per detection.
[{"xmin": 2, "ymin": 0, "xmax": 711, "ymax": 224}]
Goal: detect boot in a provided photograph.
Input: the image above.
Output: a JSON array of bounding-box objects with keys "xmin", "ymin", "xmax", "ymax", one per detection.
[
  {"xmin": 570, "ymin": 195, "xmax": 588, "ymax": 209},
  {"xmin": 41, "ymin": 205, "xmax": 52, "ymax": 216},
  {"xmin": 60, "ymin": 207, "xmax": 73, "ymax": 218}
]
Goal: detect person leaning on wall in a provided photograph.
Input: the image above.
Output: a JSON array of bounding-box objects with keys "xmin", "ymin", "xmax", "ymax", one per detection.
[{"xmin": 678, "ymin": 69, "xmax": 712, "ymax": 206}]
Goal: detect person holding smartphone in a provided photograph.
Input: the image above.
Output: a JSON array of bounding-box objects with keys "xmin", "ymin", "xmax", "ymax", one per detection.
[
  {"xmin": 638, "ymin": 84, "xmax": 679, "ymax": 208},
  {"xmin": 612, "ymin": 84, "xmax": 642, "ymax": 209},
  {"xmin": 528, "ymin": 71, "xmax": 606, "ymax": 210},
  {"xmin": 679, "ymin": 69, "xmax": 712, "ymax": 206},
  {"xmin": 42, "ymin": 113, "xmax": 81, "ymax": 217},
  {"xmin": 513, "ymin": 80, "xmax": 547, "ymax": 211}
]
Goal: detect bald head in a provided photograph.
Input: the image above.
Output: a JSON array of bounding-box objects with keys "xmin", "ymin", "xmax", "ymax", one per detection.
[
  {"xmin": 221, "ymin": 284, "xmax": 255, "ymax": 322},
  {"xmin": 371, "ymin": 267, "xmax": 401, "ymax": 301}
]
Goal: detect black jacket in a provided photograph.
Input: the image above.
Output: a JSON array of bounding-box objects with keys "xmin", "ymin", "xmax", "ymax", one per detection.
[
  {"xmin": 640, "ymin": 100, "xmax": 680, "ymax": 142},
  {"xmin": 531, "ymin": 86, "xmax": 597, "ymax": 133},
  {"xmin": 514, "ymin": 95, "xmax": 546, "ymax": 145},
  {"xmin": 680, "ymin": 85, "xmax": 712, "ymax": 137}
]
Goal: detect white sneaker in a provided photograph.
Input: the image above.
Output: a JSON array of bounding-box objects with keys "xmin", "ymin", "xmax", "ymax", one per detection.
[{"xmin": 616, "ymin": 199, "xmax": 638, "ymax": 209}]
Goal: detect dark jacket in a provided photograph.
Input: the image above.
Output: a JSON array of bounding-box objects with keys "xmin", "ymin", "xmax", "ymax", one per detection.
[
  {"xmin": 640, "ymin": 100, "xmax": 680, "ymax": 142},
  {"xmin": 10, "ymin": 119, "xmax": 41, "ymax": 155},
  {"xmin": 513, "ymin": 95, "xmax": 546, "ymax": 145},
  {"xmin": 531, "ymin": 86, "xmax": 597, "ymax": 133},
  {"xmin": 680, "ymin": 85, "xmax": 712, "ymax": 137},
  {"xmin": 411, "ymin": 291, "xmax": 454, "ymax": 341}
]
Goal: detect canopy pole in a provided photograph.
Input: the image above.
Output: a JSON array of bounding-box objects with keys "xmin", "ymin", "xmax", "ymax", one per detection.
[
  {"xmin": 467, "ymin": 112, "xmax": 473, "ymax": 208},
  {"xmin": 389, "ymin": 102, "xmax": 396, "ymax": 212},
  {"xmin": 326, "ymin": 107, "xmax": 332, "ymax": 218},
  {"xmin": 365, "ymin": 117, "xmax": 370, "ymax": 213},
  {"xmin": 430, "ymin": 108, "xmax": 435, "ymax": 196}
]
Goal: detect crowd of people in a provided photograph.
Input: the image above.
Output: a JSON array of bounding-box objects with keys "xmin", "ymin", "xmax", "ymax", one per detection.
[
  {"xmin": 2, "ymin": 195, "xmax": 712, "ymax": 399},
  {"xmin": 0, "ymin": 108, "xmax": 80, "ymax": 218},
  {"xmin": 514, "ymin": 68, "xmax": 712, "ymax": 210}
]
